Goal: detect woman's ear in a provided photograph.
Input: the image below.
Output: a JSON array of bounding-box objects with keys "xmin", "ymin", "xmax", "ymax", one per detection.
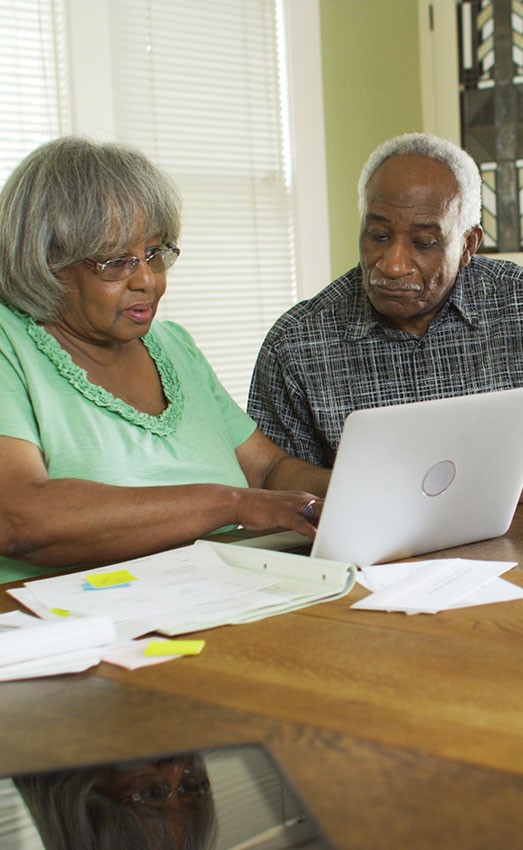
[{"xmin": 460, "ymin": 225, "xmax": 484, "ymax": 268}]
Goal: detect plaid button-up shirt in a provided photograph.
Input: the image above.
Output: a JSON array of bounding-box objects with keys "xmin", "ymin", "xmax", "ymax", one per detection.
[{"xmin": 247, "ymin": 255, "xmax": 523, "ymax": 467}]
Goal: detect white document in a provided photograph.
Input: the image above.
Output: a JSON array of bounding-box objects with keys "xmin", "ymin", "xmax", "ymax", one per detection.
[
  {"xmin": 7, "ymin": 587, "xmax": 81, "ymax": 623},
  {"xmin": 447, "ymin": 577, "xmax": 523, "ymax": 608},
  {"xmin": 0, "ymin": 648, "xmax": 107, "ymax": 681},
  {"xmin": 103, "ymin": 638, "xmax": 184, "ymax": 670},
  {"xmin": 0, "ymin": 611, "xmax": 46, "ymax": 630},
  {"xmin": 0, "ymin": 614, "xmax": 175, "ymax": 678},
  {"xmin": 0, "ymin": 615, "xmax": 117, "ymax": 681},
  {"xmin": 9, "ymin": 543, "xmax": 276, "ymax": 638},
  {"xmin": 356, "ymin": 561, "xmax": 523, "ymax": 610},
  {"xmin": 352, "ymin": 559, "xmax": 520, "ymax": 614},
  {"xmin": 9, "ymin": 540, "xmax": 357, "ymax": 638},
  {"xmin": 0, "ymin": 615, "xmax": 116, "ymax": 666},
  {"xmin": 155, "ymin": 540, "xmax": 357, "ymax": 634},
  {"xmin": 21, "ymin": 543, "xmax": 274, "ymax": 611}
]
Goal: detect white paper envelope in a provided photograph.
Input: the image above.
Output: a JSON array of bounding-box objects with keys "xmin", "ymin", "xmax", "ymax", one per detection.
[{"xmin": 352, "ymin": 559, "xmax": 517, "ymax": 613}]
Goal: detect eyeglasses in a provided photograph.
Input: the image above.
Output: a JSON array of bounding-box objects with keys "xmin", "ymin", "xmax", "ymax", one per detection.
[
  {"xmin": 120, "ymin": 761, "xmax": 210, "ymax": 809},
  {"xmin": 83, "ymin": 243, "xmax": 180, "ymax": 282}
]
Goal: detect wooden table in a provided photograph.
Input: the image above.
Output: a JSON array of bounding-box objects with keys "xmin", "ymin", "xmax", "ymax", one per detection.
[{"xmin": 3, "ymin": 510, "xmax": 523, "ymax": 848}]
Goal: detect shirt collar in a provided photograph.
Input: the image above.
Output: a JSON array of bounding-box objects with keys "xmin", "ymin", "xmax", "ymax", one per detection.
[
  {"xmin": 343, "ymin": 265, "xmax": 478, "ymax": 341},
  {"xmin": 446, "ymin": 265, "xmax": 479, "ymax": 326}
]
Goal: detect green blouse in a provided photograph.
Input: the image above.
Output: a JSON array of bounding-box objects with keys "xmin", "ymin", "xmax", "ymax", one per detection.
[{"xmin": 0, "ymin": 303, "xmax": 256, "ymax": 582}]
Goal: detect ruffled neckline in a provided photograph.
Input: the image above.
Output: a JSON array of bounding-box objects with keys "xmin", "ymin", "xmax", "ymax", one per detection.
[{"xmin": 25, "ymin": 317, "xmax": 185, "ymax": 436}]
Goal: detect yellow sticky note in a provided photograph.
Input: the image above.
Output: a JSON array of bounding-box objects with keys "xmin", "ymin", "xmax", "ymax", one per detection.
[
  {"xmin": 143, "ymin": 639, "xmax": 206, "ymax": 657},
  {"xmin": 50, "ymin": 608, "xmax": 70, "ymax": 617},
  {"xmin": 85, "ymin": 570, "xmax": 137, "ymax": 589}
]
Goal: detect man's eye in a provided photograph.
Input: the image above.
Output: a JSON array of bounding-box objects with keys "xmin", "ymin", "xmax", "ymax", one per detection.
[
  {"xmin": 367, "ymin": 231, "xmax": 389, "ymax": 242},
  {"xmin": 413, "ymin": 240, "xmax": 436, "ymax": 249}
]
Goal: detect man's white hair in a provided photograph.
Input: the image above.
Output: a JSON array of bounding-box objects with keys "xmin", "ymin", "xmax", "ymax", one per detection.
[{"xmin": 357, "ymin": 132, "xmax": 482, "ymax": 234}]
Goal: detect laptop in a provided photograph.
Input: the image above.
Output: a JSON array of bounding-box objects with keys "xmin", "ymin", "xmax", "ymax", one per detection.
[
  {"xmin": 311, "ymin": 388, "xmax": 523, "ymax": 566},
  {"xmin": 235, "ymin": 389, "xmax": 523, "ymax": 566}
]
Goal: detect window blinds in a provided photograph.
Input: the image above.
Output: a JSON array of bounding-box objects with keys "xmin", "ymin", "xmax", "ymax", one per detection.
[
  {"xmin": 0, "ymin": 0, "xmax": 69, "ymax": 188},
  {"xmin": 106, "ymin": 0, "xmax": 297, "ymax": 407}
]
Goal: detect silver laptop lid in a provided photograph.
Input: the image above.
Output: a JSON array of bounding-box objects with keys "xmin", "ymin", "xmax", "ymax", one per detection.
[{"xmin": 312, "ymin": 388, "xmax": 523, "ymax": 566}]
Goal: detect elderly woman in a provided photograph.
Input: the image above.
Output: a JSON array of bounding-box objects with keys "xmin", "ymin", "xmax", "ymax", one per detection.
[
  {"xmin": 0, "ymin": 137, "xmax": 328, "ymax": 583},
  {"xmin": 14, "ymin": 753, "xmax": 217, "ymax": 850}
]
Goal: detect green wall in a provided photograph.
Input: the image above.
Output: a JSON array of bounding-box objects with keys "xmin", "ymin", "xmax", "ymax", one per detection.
[{"xmin": 319, "ymin": 0, "xmax": 423, "ymax": 277}]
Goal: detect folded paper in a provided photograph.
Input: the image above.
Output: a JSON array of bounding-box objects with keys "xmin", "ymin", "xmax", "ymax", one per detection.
[{"xmin": 352, "ymin": 559, "xmax": 521, "ymax": 614}]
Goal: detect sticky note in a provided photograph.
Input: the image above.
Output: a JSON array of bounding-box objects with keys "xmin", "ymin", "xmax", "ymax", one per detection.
[
  {"xmin": 84, "ymin": 570, "xmax": 137, "ymax": 590},
  {"xmin": 143, "ymin": 639, "xmax": 206, "ymax": 657}
]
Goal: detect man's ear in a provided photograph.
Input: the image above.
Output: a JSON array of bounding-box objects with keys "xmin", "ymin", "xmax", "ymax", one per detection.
[{"xmin": 460, "ymin": 225, "xmax": 484, "ymax": 268}]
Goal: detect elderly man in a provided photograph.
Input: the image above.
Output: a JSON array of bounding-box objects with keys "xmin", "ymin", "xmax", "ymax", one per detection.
[{"xmin": 247, "ymin": 132, "xmax": 523, "ymax": 467}]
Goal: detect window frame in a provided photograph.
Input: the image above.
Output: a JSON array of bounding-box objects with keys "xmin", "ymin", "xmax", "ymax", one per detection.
[
  {"xmin": 64, "ymin": 0, "xmax": 330, "ymax": 301},
  {"xmin": 417, "ymin": 0, "xmax": 523, "ymax": 262}
]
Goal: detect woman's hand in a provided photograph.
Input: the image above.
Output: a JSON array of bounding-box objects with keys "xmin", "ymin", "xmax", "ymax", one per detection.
[
  {"xmin": 0, "ymin": 430, "xmax": 328, "ymax": 571},
  {"xmin": 0, "ymin": 435, "xmax": 324, "ymax": 569},
  {"xmin": 232, "ymin": 487, "xmax": 323, "ymax": 540}
]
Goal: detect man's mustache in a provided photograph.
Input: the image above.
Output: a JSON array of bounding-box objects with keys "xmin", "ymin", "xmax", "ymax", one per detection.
[{"xmin": 369, "ymin": 277, "xmax": 422, "ymax": 292}]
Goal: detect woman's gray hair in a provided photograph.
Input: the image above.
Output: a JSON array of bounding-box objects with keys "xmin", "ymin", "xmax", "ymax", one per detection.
[
  {"xmin": 0, "ymin": 136, "xmax": 182, "ymax": 321},
  {"xmin": 357, "ymin": 132, "xmax": 482, "ymax": 234},
  {"xmin": 13, "ymin": 760, "xmax": 217, "ymax": 850}
]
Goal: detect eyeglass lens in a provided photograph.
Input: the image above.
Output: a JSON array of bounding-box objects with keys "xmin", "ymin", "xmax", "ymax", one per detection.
[
  {"xmin": 124, "ymin": 762, "xmax": 210, "ymax": 807},
  {"xmin": 129, "ymin": 776, "xmax": 173, "ymax": 806},
  {"xmin": 101, "ymin": 246, "xmax": 178, "ymax": 281}
]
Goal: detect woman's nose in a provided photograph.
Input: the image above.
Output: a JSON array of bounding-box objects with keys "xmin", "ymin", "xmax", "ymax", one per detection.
[{"xmin": 128, "ymin": 258, "xmax": 157, "ymax": 288}]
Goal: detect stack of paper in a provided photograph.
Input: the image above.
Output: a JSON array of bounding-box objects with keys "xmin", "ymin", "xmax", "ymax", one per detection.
[
  {"xmin": 8, "ymin": 540, "xmax": 357, "ymax": 640},
  {"xmin": 353, "ymin": 558, "xmax": 523, "ymax": 614},
  {"xmin": 2, "ymin": 542, "xmax": 355, "ymax": 681},
  {"xmin": 0, "ymin": 614, "xmax": 116, "ymax": 680},
  {"xmin": 0, "ymin": 611, "xmax": 211, "ymax": 678}
]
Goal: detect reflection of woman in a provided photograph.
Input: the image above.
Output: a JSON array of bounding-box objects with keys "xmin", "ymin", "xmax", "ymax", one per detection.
[
  {"xmin": 14, "ymin": 754, "xmax": 217, "ymax": 850},
  {"xmin": 0, "ymin": 137, "xmax": 328, "ymax": 583}
]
